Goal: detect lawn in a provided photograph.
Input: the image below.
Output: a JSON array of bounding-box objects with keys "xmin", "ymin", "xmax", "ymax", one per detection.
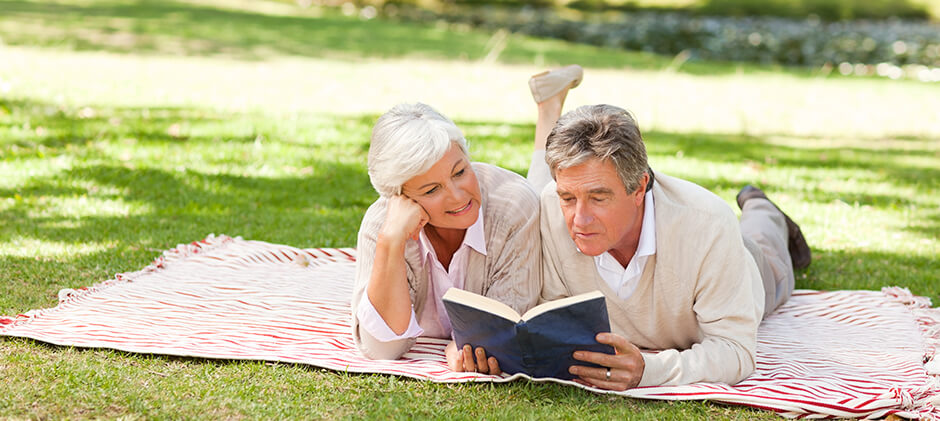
[{"xmin": 0, "ymin": 0, "xmax": 938, "ymax": 419}]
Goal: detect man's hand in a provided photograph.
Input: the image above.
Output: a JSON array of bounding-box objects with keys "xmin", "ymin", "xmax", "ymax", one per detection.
[
  {"xmin": 569, "ymin": 332, "xmax": 644, "ymax": 391},
  {"xmin": 445, "ymin": 341, "xmax": 501, "ymax": 375}
]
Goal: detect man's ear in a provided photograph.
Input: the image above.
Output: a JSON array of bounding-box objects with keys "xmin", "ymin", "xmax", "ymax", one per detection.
[{"xmin": 633, "ymin": 172, "xmax": 650, "ymax": 206}]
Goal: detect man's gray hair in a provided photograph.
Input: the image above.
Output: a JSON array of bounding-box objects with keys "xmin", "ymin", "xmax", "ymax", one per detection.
[
  {"xmin": 545, "ymin": 104, "xmax": 648, "ymax": 193},
  {"xmin": 368, "ymin": 103, "xmax": 469, "ymax": 197}
]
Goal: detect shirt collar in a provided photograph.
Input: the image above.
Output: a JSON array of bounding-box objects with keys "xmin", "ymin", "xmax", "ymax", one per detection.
[
  {"xmin": 417, "ymin": 209, "xmax": 487, "ymax": 265},
  {"xmin": 464, "ymin": 209, "xmax": 487, "ymax": 255},
  {"xmin": 636, "ymin": 189, "xmax": 656, "ymax": 258},
  {"xmin": 593, "ymin": 189, "xmax": 656, "ymax": 269}
]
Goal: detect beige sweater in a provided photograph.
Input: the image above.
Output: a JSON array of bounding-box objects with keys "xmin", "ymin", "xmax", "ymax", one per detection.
[
  {"xmin": 540, "ymin": 172, "xmax": 764, "ymax": 386},
  {"xmin": 352, "ymin": 163, "xmax": 542, "ymax": 360}
]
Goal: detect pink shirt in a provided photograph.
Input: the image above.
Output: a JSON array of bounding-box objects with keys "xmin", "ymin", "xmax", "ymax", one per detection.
[{"xmin": 356, "ymin": 211, "xmax": 486, "ymax": 341}]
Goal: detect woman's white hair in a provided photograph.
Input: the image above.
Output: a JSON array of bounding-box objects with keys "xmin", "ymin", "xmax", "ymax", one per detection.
[{"xmin": 368, "ymin": 103, "xmax": 469, "ymax": 197}]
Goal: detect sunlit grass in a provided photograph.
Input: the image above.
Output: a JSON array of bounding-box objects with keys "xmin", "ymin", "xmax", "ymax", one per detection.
[
  {"xmin": 0, "ymin": 0, "xmax": 938, "ymax": 419},
  {"xmin": 0, "ymin": 238, "xmax": 114, "ymax": 258},
  {"xmin": 4, "ymin": 45, "xmax": 940, "ymax": 139},
  {"xmin": 2, "ymin": 0, "xmax": 940, "ymax": 139},
  {"xmin": 2, "ymin": 94, "xmax": 936, "ymax": 418}
]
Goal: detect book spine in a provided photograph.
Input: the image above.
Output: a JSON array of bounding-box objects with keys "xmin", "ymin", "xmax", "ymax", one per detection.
[{"xmin": 514, "ymin": 322, "xmax": 537, "ymax": 372}]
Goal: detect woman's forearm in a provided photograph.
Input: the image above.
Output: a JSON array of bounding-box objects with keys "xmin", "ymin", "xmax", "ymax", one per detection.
[{"xmin": 366, "ymin": 233, "xmax": 414, "ymax": 335}]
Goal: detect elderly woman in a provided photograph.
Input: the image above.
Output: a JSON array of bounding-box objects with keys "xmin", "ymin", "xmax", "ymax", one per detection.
[{"xmin": 350, "ymin": 102, "xmax": 541, "ymax": 373}]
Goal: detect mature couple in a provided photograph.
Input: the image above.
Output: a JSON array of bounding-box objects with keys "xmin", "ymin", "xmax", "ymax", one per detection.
[{"xmin": 350, "ymin": 65, "xmax": 812, "ymax": 390}]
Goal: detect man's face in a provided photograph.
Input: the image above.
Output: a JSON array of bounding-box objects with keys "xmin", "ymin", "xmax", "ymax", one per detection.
[{"xmin": 555, "ymin": 158, "xmax": 646, "ymax": 260}]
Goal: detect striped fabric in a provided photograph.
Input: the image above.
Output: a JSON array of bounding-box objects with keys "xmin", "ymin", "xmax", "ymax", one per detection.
[{"xmin": 2, "ymin": 235, "xmax": 938, "ymax": 419}]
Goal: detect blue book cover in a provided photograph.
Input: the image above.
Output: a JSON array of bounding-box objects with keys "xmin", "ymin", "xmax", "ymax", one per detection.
[{"xmin": 442, "ymin": 289, "xmax": 615, "ymax": 380}]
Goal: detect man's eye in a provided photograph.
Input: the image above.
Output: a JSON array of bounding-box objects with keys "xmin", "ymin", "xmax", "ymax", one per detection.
[{"xmin": 454, "ymin": 169, "xmax": 465, "ymax": 177}]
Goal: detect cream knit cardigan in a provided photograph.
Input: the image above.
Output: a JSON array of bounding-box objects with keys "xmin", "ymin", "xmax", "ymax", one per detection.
[{"xmin": 540, "ymin": 172, "xmax": 765, "ymax": 386}]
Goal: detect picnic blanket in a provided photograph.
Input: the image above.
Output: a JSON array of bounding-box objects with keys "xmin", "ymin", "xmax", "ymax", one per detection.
[{"xmin": 2, "ymin": 234, "xmax": 939, "ymax": 419}]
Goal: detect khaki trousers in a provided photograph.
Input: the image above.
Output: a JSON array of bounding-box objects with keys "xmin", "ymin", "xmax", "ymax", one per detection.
[{"xmin": 740, "ymin": 198, "xmax": 794, "ymax": 318}]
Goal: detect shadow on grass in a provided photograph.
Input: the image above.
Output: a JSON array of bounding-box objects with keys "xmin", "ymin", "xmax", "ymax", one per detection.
[
  {"xmin": 0, "ymin": 99, "xmax": 262, "ymax": 152},
  {"xmin": 0, "ymin": 161, "xmax": 375, "ymax": 242},
  {"xmin": 1, "ymin": 96, "xmax": 938, "ymax": 312},
  {"xmin": 3, "ymin": 98, "xmax": 937, "ymax": 210},
  {"xmin": 799, "ymin": 248, "xmax": 940, "ymax": 302},
  {"xmin": 645, "ymin": 130, "xmax": 940, "ymax": 205},
  {"xmin": 0, "ymin": 98, "xmax": 382, "ymax": 313},
  {"xmin": 0, "ymin": 98, "xmax": 377, "ymax": 161},
  {"xmin": 0, "ymin": 162, "xmax": 375, "ymax": 313}
]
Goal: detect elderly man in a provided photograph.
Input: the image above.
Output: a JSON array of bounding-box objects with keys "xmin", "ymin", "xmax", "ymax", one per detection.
[{"xmin": 527, "ymin": 97, "xmax": 811, "ymax": 390}]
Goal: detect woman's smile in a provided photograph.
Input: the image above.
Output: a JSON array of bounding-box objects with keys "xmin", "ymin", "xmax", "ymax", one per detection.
[{"xmin": 447, "ymin": 200, "xmax": 473, "ymax": 216}]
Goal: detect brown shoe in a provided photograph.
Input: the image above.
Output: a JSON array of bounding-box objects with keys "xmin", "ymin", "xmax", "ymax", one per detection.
[{"xmin": 737, "ymin": 185, "xmax": 812, "ymax": 270}]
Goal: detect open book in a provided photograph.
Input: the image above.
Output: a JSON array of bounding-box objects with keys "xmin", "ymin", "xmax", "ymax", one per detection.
[{"xmin": 442, "ymin": 288, "xmax": 614, "ymax": 380}]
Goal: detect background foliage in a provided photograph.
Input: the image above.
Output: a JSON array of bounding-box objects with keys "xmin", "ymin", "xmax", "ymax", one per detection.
[
  {"xmin": 381, "ymin": 3, "xmax": 940, "ymax": 78},
  {"xmin": 343, "ymin": 0, "xmax": 940, "ymax": 20}
]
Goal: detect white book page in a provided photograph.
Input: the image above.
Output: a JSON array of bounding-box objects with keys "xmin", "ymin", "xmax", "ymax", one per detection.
[
  {"xmin": 442, "ymin": 288, "xmax": 521, "ymax": 322},
  {"xmin": 520, "ymin": 290, "xmax": 605, "ymax": 321}
]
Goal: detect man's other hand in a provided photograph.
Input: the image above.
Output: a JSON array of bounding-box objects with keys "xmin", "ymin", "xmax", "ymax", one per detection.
[{"xmin": 569, "ymin": 332, "xmax": 644, "ymax": 390}]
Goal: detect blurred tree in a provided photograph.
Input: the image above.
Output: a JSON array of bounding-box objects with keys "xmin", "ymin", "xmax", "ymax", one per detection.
[{"xmin": 698, "ymin": 0, "xmax": 928, "ymax": 20}]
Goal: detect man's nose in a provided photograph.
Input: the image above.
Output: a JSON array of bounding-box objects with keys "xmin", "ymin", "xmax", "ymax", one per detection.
[{"xmin": 573, "ymin": 202, "xmax": 594, "ymax": 226}]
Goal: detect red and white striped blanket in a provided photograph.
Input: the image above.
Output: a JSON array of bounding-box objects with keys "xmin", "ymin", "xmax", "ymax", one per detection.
[{"xmin": 2, "ymin": 235, "xmax": 938, "ymax": 419}]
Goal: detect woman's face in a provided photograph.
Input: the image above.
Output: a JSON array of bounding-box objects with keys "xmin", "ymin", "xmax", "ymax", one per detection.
[{"xmin": 401, "ymin": 143, "xmax": 481, "ymax": 230}]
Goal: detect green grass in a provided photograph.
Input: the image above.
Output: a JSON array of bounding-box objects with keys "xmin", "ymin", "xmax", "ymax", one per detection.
[
  {"xmin": 1, "ymin": 0, "xmax": 916, "ymax": 77},
  {"xmin": 1, "ymin": 0, "xmax": 939, "ymax": 419},
  {"xmin": 0, "ymin": 0, "xmax": 673, "ymax": 69}
]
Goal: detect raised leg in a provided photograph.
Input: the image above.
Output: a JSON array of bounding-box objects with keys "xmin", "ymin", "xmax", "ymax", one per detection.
[{"xmin": 527, "ymin": 65, "xmax": 583, "ymax": 191}]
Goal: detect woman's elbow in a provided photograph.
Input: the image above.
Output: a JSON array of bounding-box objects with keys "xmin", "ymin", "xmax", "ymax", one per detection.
[{"xmin": 356, "ymin": 328, "xmax": 415, "ymax": 360}]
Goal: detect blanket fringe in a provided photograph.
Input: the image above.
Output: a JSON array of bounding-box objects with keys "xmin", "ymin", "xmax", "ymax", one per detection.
[
  {"xmin": 882, "ymin": 287, "xmax": 939, "ymax": 360},
  {"xmin": 882, "ymin": 287, "xmax": 940, "ymax": 420},
  {"xmin": 882, "ymin": 286, "xmax": 933, "ymax": 309},
  {"xmin": 920, "ymin": 310, "xmax": 940, "ymax": 362},
  {"xmin": 891, "ymin": 386, "xmax": 938, "ymax": 409},
  {"xmin": 115, "ymin": 234, "xmax": 237, "ymax": 283}
]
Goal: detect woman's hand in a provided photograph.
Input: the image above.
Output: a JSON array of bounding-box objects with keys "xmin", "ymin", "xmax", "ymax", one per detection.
[
  {"xmin": 380, "ymin": 194, "xmax": 430, "ymax": 243},
  {"xmin": 568, "ymin": 333, "xmax": 644, "ymax": 391},
  {"xmin": 445, "ymin": 341, "xmax": 501, "ymax": 375}
]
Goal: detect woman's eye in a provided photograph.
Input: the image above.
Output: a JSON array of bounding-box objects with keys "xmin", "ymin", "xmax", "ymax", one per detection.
[{"xmin": 424, "ymin": 186, "xmax": 439, "ymax": 195}]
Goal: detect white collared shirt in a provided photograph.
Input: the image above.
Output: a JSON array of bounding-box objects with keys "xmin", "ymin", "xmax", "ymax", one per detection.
[
  {"xmin": 357, "ymin": 210, "xmax": 487, "ymax": 341},
  {"xmin": 594, "ymin": 190, "xmax": 656, "ymax": 300}
]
